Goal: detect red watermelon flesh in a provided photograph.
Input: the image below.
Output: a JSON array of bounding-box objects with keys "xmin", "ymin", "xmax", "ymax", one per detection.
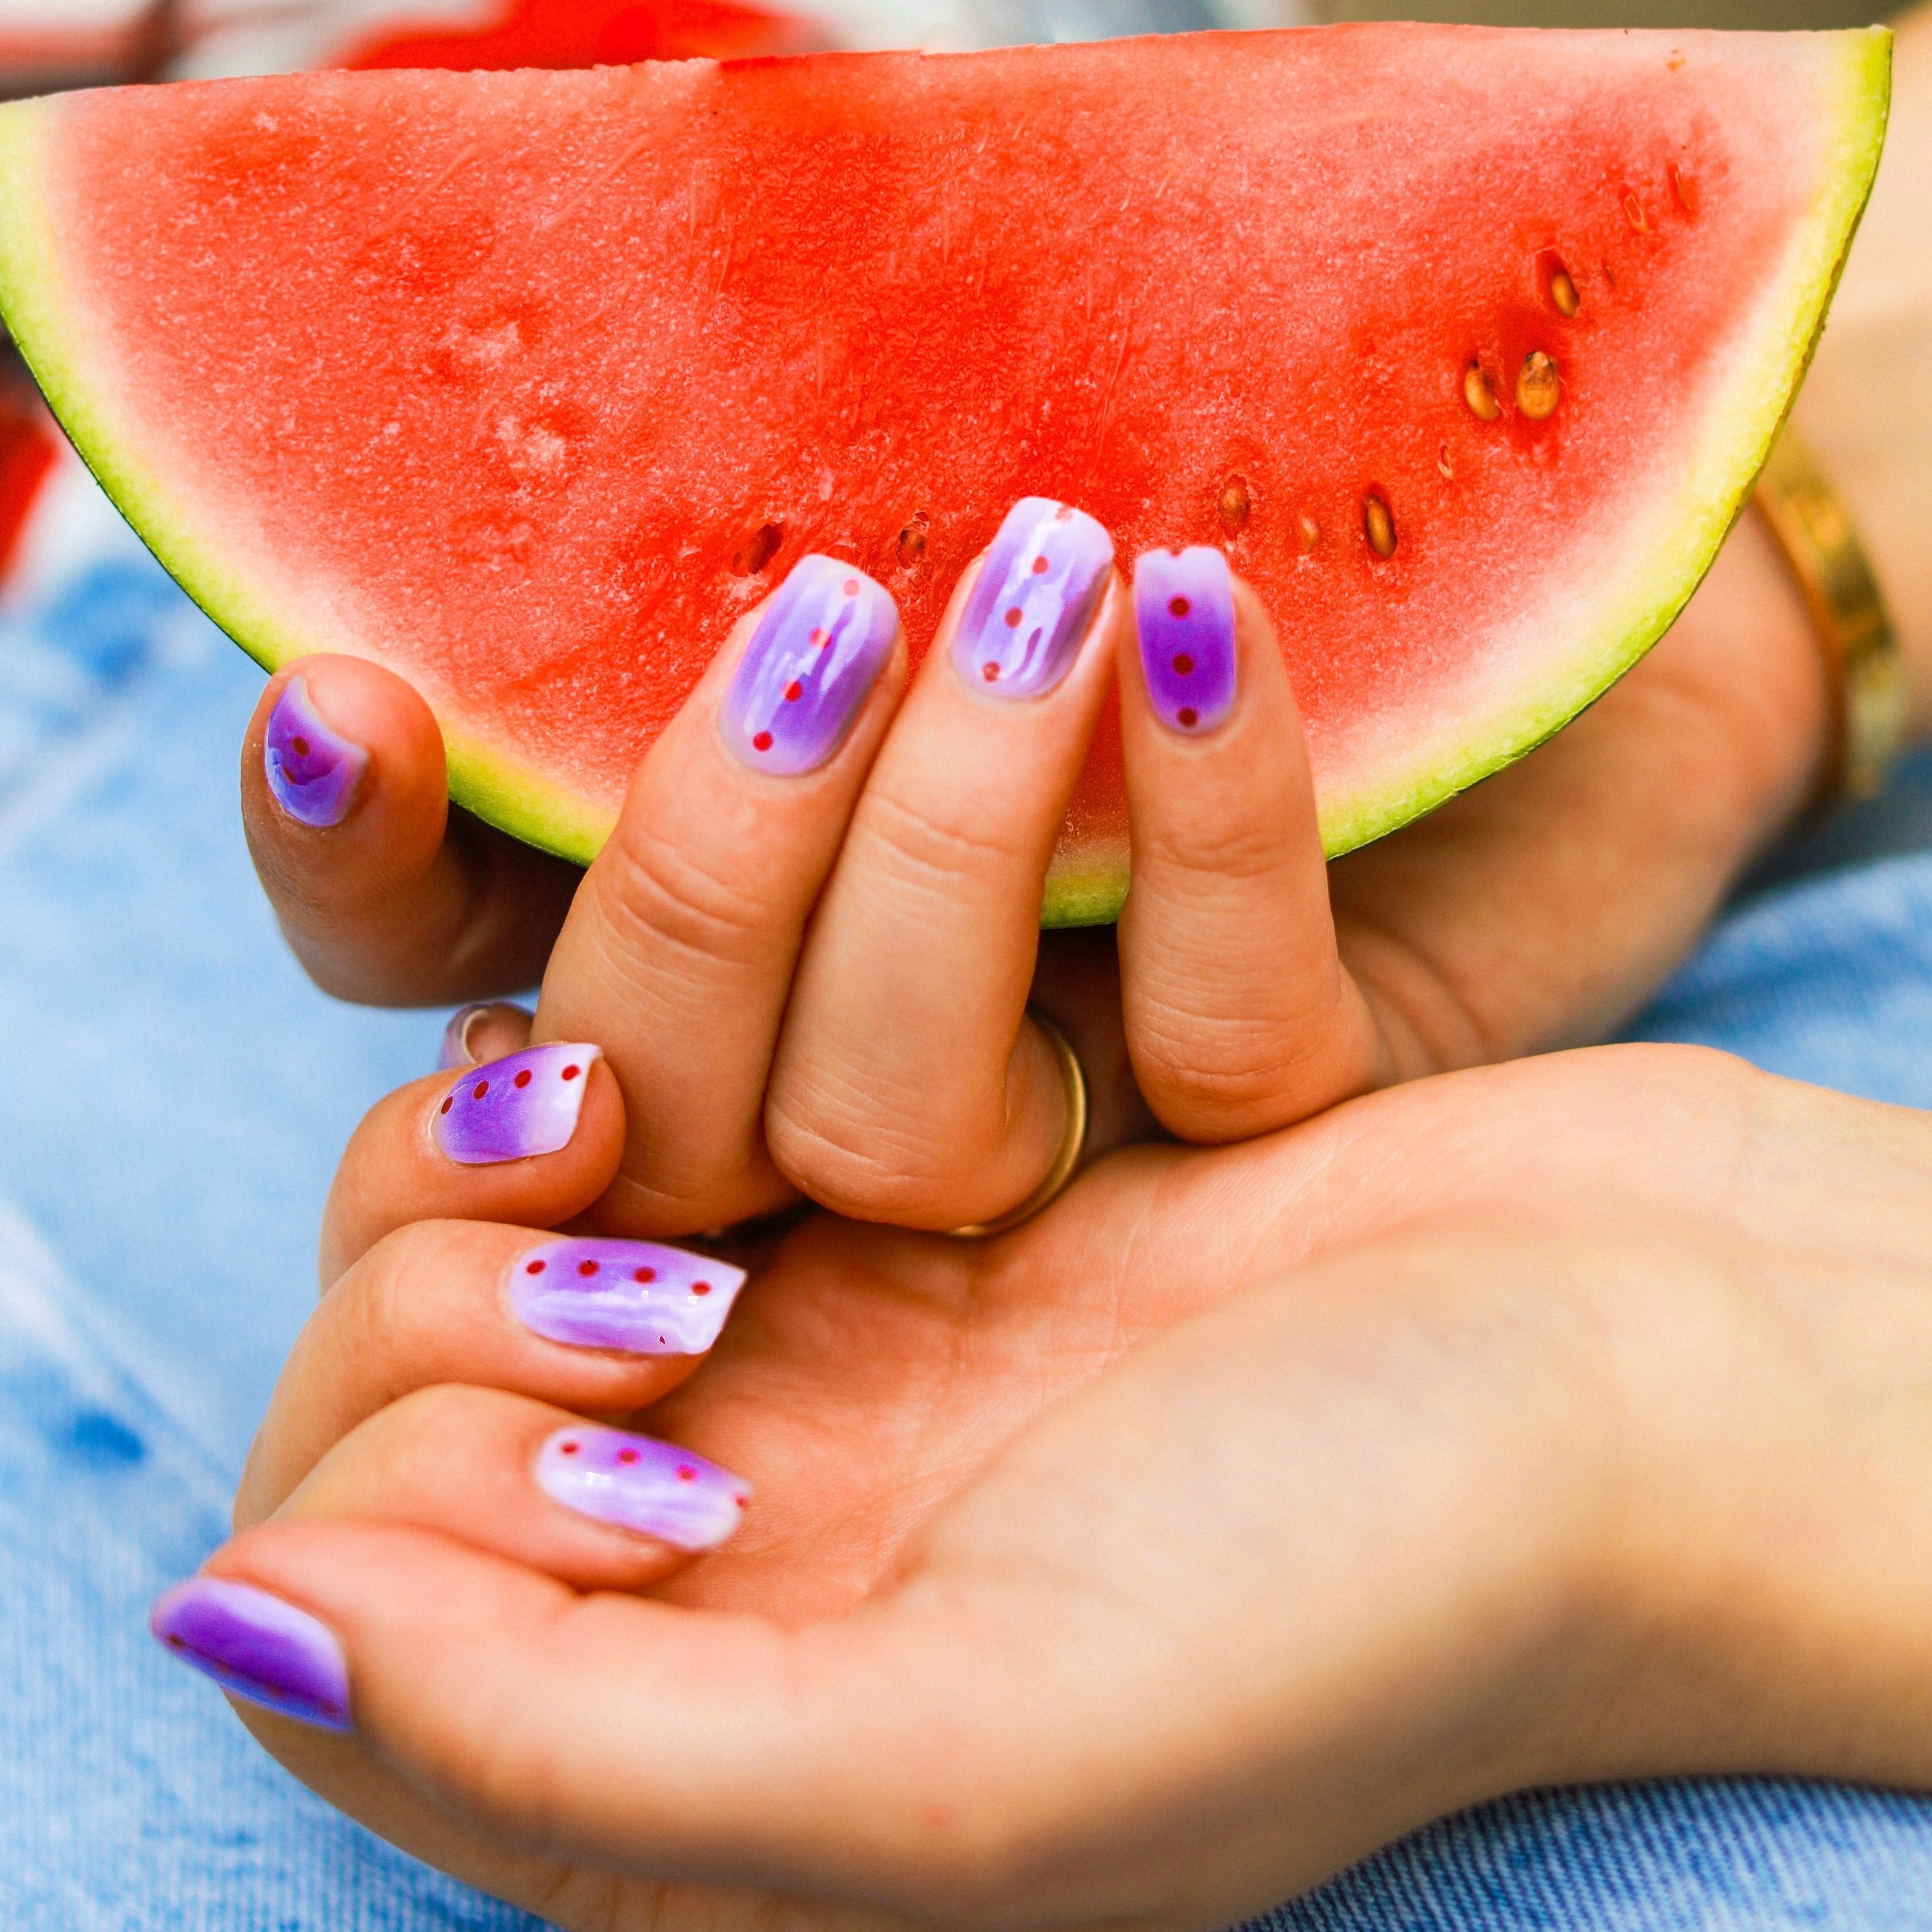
[{"xmin": 0, "ymin": 26, "xmax": 1889, "ymax": 922}]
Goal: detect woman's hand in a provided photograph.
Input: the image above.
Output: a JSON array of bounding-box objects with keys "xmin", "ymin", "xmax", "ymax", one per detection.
[{"xmin": 176, "ymin": 1043, "xmax": 1932, "ymax": 1930}]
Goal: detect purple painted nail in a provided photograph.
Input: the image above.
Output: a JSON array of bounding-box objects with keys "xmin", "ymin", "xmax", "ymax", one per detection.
[
  {"xmin": 953, "ymin": 497, "xmax": 1113, "ymax": 699},
  {"xmin": 721, "ymin": 555, "xmax": 899, "ymax": 775},
  {"xmin": 264, "ymin": 676, "xmax": 367, "ymax": 827},
  {"xmin": 1133, "ymin": 547, "xmax": 1237, "ymax": 734},
  {"xmin": 433, "ymin": 1042, "xmax": 601, "ymax": 1166},
  {"xmin": 536, "ymin": 1425, "xmax": 750, "ymax": 1551},
  {"xmin": 511, "ymin": 1238, "xmax": 746, "ymax": 1355},
  {"xmin": 437, "ymin": 1005, "xmax": 492, "ymax": 1070},
  {"xmin": 151, "ymin": 1577, "xmax": 350, "ymax": 1732}
]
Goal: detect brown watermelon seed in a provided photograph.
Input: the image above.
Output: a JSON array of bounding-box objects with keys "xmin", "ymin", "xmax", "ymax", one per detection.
[
  {"xmin": 1516, "ymin": 351, "xmax": 1561, "ymax": 420},
  {"xmin": 896, "ymin": 511, "xmax": 929, "ymax": 566},
  {"xmin": 1548, "ymin": 267, "xmax": 1580, "ymax": 318},
  {"xmin": 1218, "ymin": 475, "xmax": 1252, "ymax": 536},
  {"xmin": 1462, "ymin": 363, "xmax": 1501, "ymax": 421},
  {"xmin": 731, "ymin": 520, "xmax": 784, "ymax": 576},
  {"xmin": 1363, "ymin": 493, "xmax": 1396, "ymax": 559},
  {"xmin": 1438, "ymin": 443, "xmax": 1454, "ymax": 481},
  {"xmin": 1622, "ymin": 191, "xmax": 1647, "ymax": 231},
  {"xmin": 1297, "ymin": 512, "xmax": 1320, "ymax": 553}
]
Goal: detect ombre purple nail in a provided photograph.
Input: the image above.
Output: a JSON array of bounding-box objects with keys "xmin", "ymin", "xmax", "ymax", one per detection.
[
  {"xmin": 1133, "ymin": 547, "xmax": 1237, "ymax": 735},
  {"xmin": 434, "ymin": 1042, "xmax": 600, "ymax": 1165},
  {"xmin": 511, "ymin": 1238, "xmax": 745, "ymax": 1355},
  {"xmin": 721, "ymin": 555, "xmax": 899, "ymax": 775},
  {"xmin": 264, "ymin": 676, "xmax": 367, "ymax": 828},
  {"xmin": 953, "ymin": 498, "xmax": 1113, "ymax": 699},
  {"xmin": 151, "ymin": 1577, "xmax": 350, "ymax": 1732},
  {"xmin": 536, "ymin": 1425, "xmax": 750, "ymax": 1551},
  {"xmin": 437, "ymin": 1004, "xmax": 492, "ymax": 1070}
]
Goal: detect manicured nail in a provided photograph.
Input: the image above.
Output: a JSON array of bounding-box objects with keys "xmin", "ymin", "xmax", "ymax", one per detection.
[
  {"xmin": 264, "ymin": 676, "xmax": 367, "ymax": 827},
  {"xmin": 536, "ymin": 1425, "xmax": 750, "ymax": 1551},
  {"xmin": 953, "ymin": 497, "xmax": 1113, "ymax": 699},
  {"xmin": 437, "ymin": 1004, "xmax": 492, "ymax": 1070},
  {"xmin": 434, "ymin": 1042, "xmax": 601, "ymax": 1165},
  {"xmin": 1133, "ymin": 547, "xmax": 1237, "ymax": 734},
  {"xmin": 511, "ymin": 1238, "xmax": 746, "ymax": 1355},
  {"xmin": 721, "ymin": 554, "xmax": 899, "ymax": 775},
  {"xmin": 151, "ymin": 1577, "xmax": 350, "ymax": 1732}
]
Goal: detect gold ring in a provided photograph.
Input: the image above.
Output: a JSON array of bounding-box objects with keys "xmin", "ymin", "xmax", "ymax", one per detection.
[{"xmin": 946, "ymin": 1008, "xmax": 1088, "ymax": 1239}]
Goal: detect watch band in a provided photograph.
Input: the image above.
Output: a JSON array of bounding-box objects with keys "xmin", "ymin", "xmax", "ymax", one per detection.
[{"xmin": 1752, "ymin": 424, "xmax": 1908, "ymax": 802}]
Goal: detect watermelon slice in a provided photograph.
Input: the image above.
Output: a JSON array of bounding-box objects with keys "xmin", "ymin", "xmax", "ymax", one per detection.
[{"xmin": 0, "ymin": 26, "xmax": 1889, "ymax": 923}]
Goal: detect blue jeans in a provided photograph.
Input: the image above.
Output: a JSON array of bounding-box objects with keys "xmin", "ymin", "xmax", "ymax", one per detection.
[{"xmin": 4, "ymin": 477, "xmax": 1930, "ymax": 1928}]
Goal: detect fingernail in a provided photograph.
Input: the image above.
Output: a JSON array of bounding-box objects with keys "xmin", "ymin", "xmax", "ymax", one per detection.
[
  {"xmin": 536, "ymin": 1425, "xmax": 750, "ymax": 1551},
  {"xmin": 511, "ymin": 1239, "xmax": 746, "ymax": 1355},
  {"xmin": 1133, "ymin": 547, "xmax": 1237, "ymax": 735},
  {"xmin": 151, "ymin": 1577, "xmax": 350, "ymax": 1732},
  {"xmin": 434, "ymin": 1042, "xmax": 601, "ymax": 1165},
  {"xmin": 721, "ymin": 555, "xmax": 899, "ymax": 775},
  {"xmin": 264, "ymin": 676, "xmax": 367, "ymax": 827},
  {"xmin": 437, "ymin": 1004, "xmax": 492, "ymax": 1070},
  {"xmin": 953, "ymin": 497, "xmax": 1113, "ymax": 699}
]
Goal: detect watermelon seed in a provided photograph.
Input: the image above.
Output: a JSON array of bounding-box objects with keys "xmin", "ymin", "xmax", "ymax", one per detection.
[
  {"xmin": 1622, "ymin": 191, "xmax": 1647, "ymax": 231},
  {"xmin": 1363, "ymin": 494, "xmax": 1396, "ymax": 560},
  {"xmin": 1462, "ymin": 363, "xmax": 1501, "ymax": 422},
  {"xmin": 731, "ymin": 521, "xmax": 784, "ymax": 576},
  {"xmin": 1548, "ymin": 266, "xmax": 1581, "ymax": 319},
  {"xmin": 1297, "ymin": 513, "xmax": 1320, "ymax": 554},
  {"xmin": 1668, "ymin": 163, "xmax": 1696, "ymax": 216},
  {"xmin": 1516, "ymin": 351, "xmax": 1561, "ymax": 421},
  {"xmin": 896, "ymin": 512, "xmax": 929, "ymax": 566},
  {"xmin": 1437, "ymin": 444, "xmax": 1454, "ymax": 481},
  {"xmin": 1218, "ymin": 476, "xmax": 1252, "ymax": 535}
]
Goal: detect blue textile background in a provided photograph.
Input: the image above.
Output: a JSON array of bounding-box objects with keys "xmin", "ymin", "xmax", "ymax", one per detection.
[{"xmin": 4, "ymin": 496, "xmax": 1929, "ymax": 1929}]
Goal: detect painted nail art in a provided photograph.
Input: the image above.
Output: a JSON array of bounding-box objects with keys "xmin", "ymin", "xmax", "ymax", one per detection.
[
  {"xmin": 437, "ymin": 1005, "xmax": 492, "ymax": 1070},
  {"xmin": 151, "ymin": 1577, "xmax": 350, "ymax": 1732},
  {"xmin": 721, "ymin": 555, "xmax": 899, "ymax": 775},
  {"xmin": 434, "ymin": 1042, "xmax": 601, "ymax": 1166},
  {"xmin": 953, "ymin": 497, "xmax": 1113, "ymax": 699},
  {"xmin": 536, "ymin": 1425, "xmax": 750, "ymax": 1551},
  {"xmin": 1133, "ymin": 547, "xmax": 1237, "ymax": 735},
  {"xmin": 512, "ymin": 1238, "xmax": 746, "ymax": 1355},
  {"xmin": 263, "ymin": 676, "xmax": 368, "ymax": 828}
]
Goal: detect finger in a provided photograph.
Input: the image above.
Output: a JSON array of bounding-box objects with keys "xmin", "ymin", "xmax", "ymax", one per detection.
[
  {"xmin": 238, "ymin": 1217, "xmax": 746, "ymax": 1525},
  {"xmin": 243, "ymin": 657, "xmax": 581, "ymax": 1006},
  {"xmin": 533, "ymin": 555, "xmax": 907, "ymax": 1237},
  {"xmin": 436, "ymin": 1001, "xmax": 532, "ymax": 1069},
  {"xmin": 320, "ymin": 1044, "xmax": 623, "ymax": 1285},
  {"xmin": 766, "ymin": 499, "xmax": 1124, "ymax": 1229},
  {"xmin": 1116, "ymin": 553, "xmax": 1389, "ymax": 1141}
]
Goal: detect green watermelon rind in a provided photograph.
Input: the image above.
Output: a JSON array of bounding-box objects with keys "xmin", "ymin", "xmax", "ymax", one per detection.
[{"xmin": 0, "ymin": 32, "xmax": 1893, "ymax": 927}]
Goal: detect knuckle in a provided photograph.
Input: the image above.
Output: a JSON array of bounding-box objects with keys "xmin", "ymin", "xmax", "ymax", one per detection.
[
  {"xmin": 595, "ymin": 817, "xmax": 775, "ymax": 975},
  {"xmin": 764, "ymin": 1067, "xmax": 970, "ymax": 1222},
  {"xmin": 1136, "ymin": 815, "xmax": 1297, "ymax": 892},
  {"xmin": 852, "ymin": 788, "xmax": 1034, "ymax": 903}
]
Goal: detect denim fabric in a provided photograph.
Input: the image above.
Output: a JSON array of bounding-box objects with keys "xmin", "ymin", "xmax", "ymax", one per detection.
[{"xmin": 3, "ymin": 464, "xmax": 1930, "ymax": 1925}]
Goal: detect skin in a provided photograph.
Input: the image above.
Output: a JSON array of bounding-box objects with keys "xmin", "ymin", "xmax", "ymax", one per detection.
[{"xmin": 212, "ymin": 1043, "xmax": 1932, "ymax": 1931}]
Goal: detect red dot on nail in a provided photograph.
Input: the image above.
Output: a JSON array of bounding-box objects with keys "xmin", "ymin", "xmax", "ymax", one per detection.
[
  {"xmin": 618, "ymin": 1447, "xmax": 640, "ymax": 1465},
  {"xmin": 1004, "ymin": 607, "xmax": 1023, "ymax": 629},
  {"xmin": 843, "ymin": 578, "xmax": 859, "ymax": 596},
  {"xmin": 691, "ymin": 1281, "xmax": 711, "ymax": 1296},
  {"xmin": 562, "ymin": 1064, "xmax": 581, "ymax": 1080},
  {"xmin": 752, "ymin": 730, "xmax": 773, "ymax": 752},
  {"xmin": 784, "ymin": 680, "xmax": 803, "ymax": 702},
  {"xmin": 1178, "ymin": 707, "xmax": 1199, "ymax": 728},
  {"xmin": 633, "ymin": 1266, "xmax": 656, "ymax": 1284},
  {"xmin": 1169, "ymin": 596, "xmax": 1191, "ymax": 619},
  {"xmin": 526, "ymin": 1259, "xmax": 546, "ymax": 1275},
  {"xmin": 735, "ymin": 1494, "xmax": 748, "ymax": 1508},
  {"xmin": 439, "ymin": 1096, "xmax": 453, "ymax": 1114},
  {"xmin": 560, "ymin": 1440, "xmax": 580, "ymax": 1454},
  {"xmin": 1054, "ymin": 505, "xmax": 1073, "ymax": 522},
  {"xmin": 1030, "ymin": 555, "xmax": 1049, "ymax": 575},
  {"xmin": 676, "ymin": 1465, "xmax": 697, "ymax": 1482},
  {"xmin": 513, "ymin": 1068, "xmax": 532, "ymax": 1088},
  {"xmin": 1173, "ymin": 653, "xmax": 1194, "ymax": 675},
  {"xmin": 809, "ymin": 627, "xmax": 829, "ymax": 648},
  {"xmin": 982, "ymin": 662, "xmax": 1000, "ymax": 682},
  {"xmin": 291, "ymin": 735, "xmax": 310, "ymax": 757},
  {"xmin": 472, "ymin": 1082, "xmax": 488, "ymax": 1100},
  {"xmin": 577, "ymin": 1259, "xmax": 598, "ymax": 1276},
  {"xmin": 166, "ymin": 1633, "xmax": 185, "ymax": 1647}
]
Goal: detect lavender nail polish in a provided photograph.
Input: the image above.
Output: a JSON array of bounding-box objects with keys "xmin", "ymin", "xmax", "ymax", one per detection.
[
  {"xmin": 1133, "ymin": 547, "xmax": 1237, "ymax": 735},
  {"xmin": 536, "ymin": 1425, "xmax": 750, "ymax": 1551},
  {"xmin": 953, "ymin": 497, "xmax": 1114, "ymax": 699},
  {"xmin": 437, "ymin": 1005, "xmax": 492, "ymax": 1070},
  {"xmin": 511, "ymin": 1238, "xmax": 746, "ymax": 1355},
  {"xmin": 264, "ymin": 676, "xmax": 367, "ymax": 827},
  {"xmin": 151, "ymin": 1577, "xmax": 350, "ymax": 1732},
  {"xmin": 721, "ymin": 555, "xmax": 899, "ymax": 775},
  {"xmin": 434, "ymin": 1042, "xmax": 600, "ymax": 1166}
]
